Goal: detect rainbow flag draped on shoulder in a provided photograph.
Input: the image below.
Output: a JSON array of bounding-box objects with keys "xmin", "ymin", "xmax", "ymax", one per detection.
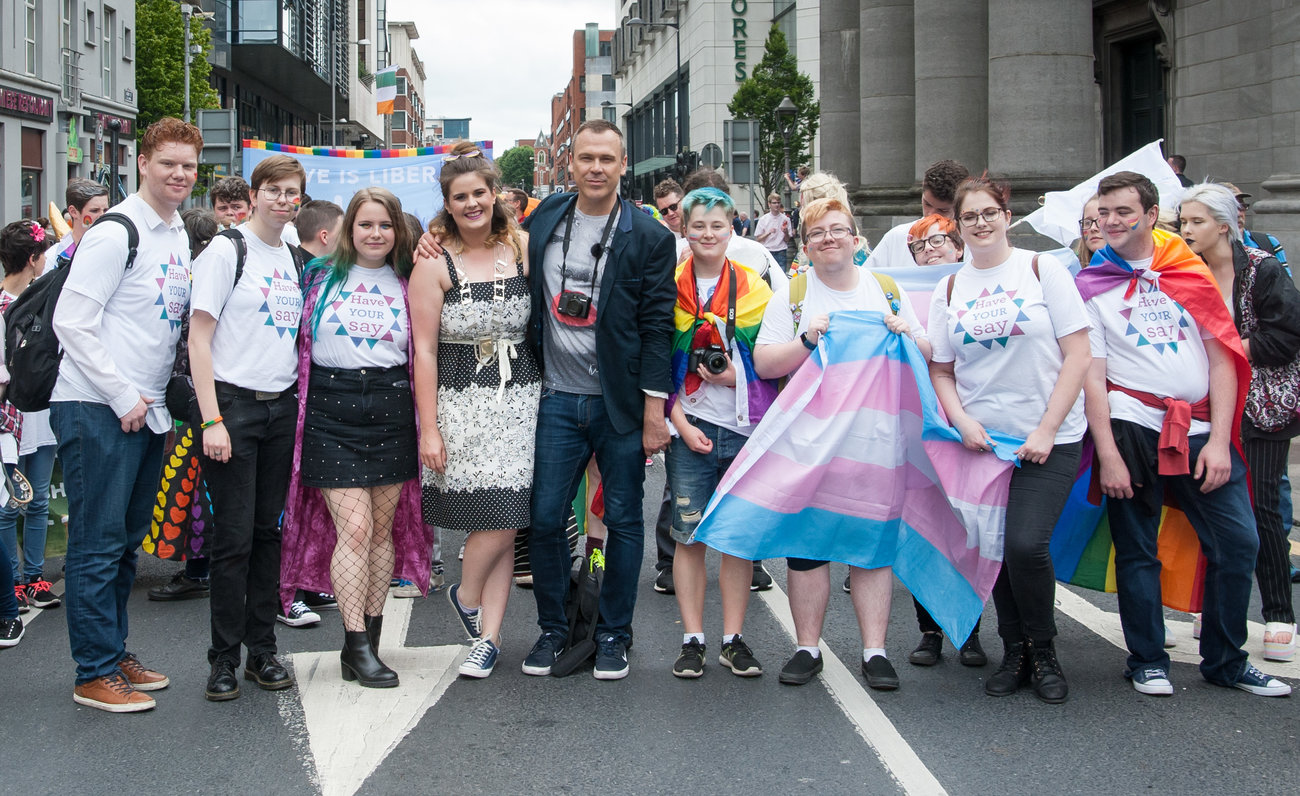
[
  {"xmin": 668, "ymin": 257, "xmax": 778, "ymax": 426},
  {"xmin": 693, "ymin": 311, "xmax": 1020, "ymax": 643}
]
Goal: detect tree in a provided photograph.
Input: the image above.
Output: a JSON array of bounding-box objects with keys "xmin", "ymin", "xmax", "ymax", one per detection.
[
  {"xmin": 135, "ymin": 0, "xmax": 219, "ymax": 139},
  {"xmin": 726, "ymin": 26, "xmax": 819, "ymax": 199},
  {"xmin": 497, "ymin": 146, "xmax": 535, "ymax": 193}
]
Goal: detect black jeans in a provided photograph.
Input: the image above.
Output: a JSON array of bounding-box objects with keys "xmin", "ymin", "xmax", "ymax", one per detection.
[
  {"xmin": 991, "ymin": 441, "xmax": 1082, "ymax": 643},
  {"xmin": 1244, "ymin": 436, "xmax": 1294, "ymax": 624},
  {"xmin": 203, "ymin": 387, "xmax": 297, "ymax": 665}
]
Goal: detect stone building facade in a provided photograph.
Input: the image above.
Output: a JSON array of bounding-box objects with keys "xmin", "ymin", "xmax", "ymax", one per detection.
[{"xmin": 821, "ymin": 0, "xmax": 1299, "ymax": 254}]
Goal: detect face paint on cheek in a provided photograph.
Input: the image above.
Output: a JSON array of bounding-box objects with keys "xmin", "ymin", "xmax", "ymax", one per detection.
[
  {"xmin": 83, "ymin": 216, "xmax": 93, "ymax": 226},
  {"xmin": 1128, "ymin": 217, "xmax": 1142, "ymax": 231}
]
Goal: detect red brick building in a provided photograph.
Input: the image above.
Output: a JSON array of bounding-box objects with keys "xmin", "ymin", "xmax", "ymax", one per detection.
[{"xmin": 549, "ymin": 24, "xmax": 615, "ymax": 193}]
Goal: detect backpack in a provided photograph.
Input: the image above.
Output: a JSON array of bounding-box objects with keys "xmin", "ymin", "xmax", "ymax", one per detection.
[
  {"xmin": 787, "ymin": 269, "xmax": 901, "ymax": 334},
  {"xmin": 3, "ymin": 213, "xmax": 138, "ymax": 412},
  {"xmin": 164, "ymin": 229, "xmax": 303, "ymax": 421}
]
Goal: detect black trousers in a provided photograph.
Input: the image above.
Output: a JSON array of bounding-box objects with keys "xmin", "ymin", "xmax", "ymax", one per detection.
[
  {"xmin": 991, "ymin": 441, "xmax": 1083, "ymax": 643},
  {"xmin": 1244, "ymin": 436, "xmax": 1294, "ymax": 625},
  {"xmin": 204, "ymin": 388, "xmax": 297, "ymax": 665}
]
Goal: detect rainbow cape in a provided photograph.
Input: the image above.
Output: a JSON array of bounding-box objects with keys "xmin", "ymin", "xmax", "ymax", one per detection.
[
  {"xmin": 694, "ymin": 311, "xmax": 1021, "ymax": 643},
  {"xmin": 668, "ymin": 257, "xmax": 778, "ymax": 425},
  {"xmin": 1058, "ymin": 229, "xmax": 1252, "ymax": 612}
]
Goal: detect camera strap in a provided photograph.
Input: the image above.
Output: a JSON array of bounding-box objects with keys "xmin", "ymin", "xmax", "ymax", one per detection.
[
  {"xmin": 692, "ymin": 260, "xmax": 738, "ymax": 347},
  {"xmin": 559, "ymin": 201, "xmax": 620, "ymax": 296}
]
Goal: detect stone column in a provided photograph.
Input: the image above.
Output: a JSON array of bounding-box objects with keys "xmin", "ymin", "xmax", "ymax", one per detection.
[
  {"xmin": 856, "ymin": 0, "xmax": 917, "ymax": 235},
  {"xmin": 987, "ymin": 0, "xmax": 1096, "ymax": 211},
  {"xmin": 913, "ymin": 0, "xmax": 987, "ymax": 179},
  {"xmin": 1252, "ymin": 3, "xmax": 1300, "ymax": 260},
  {"xmin": 819, "ymin": 0, "xmax": 861, "ymax": 188}
]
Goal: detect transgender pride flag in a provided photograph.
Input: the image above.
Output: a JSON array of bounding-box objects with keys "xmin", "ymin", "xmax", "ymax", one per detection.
[{"xmin": 693, "ymin": 311, "xmax": 1022, "ymax": 643}]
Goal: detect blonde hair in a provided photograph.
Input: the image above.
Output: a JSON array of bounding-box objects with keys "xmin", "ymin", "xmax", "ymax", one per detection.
[{"xmin": 799, "ymin": 172, "xmax": 850, "ymax": 208}]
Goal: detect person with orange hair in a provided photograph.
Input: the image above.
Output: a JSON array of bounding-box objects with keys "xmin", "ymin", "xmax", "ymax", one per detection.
[{"xmin": 906, "ymin": 214, "xmax": 963, "ymax": 266}]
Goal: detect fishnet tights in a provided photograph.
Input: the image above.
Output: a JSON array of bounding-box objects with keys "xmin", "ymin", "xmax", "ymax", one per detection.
[{"xmin": 322, "ymin": 484, "xmax": 403, "ymax": 632}]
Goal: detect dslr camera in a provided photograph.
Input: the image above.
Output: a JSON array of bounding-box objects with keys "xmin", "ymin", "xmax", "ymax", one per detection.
[
  {"xmin": 557, "ymin": 290, "xmax": 592, "ymax": 318},
  {"xmin": 688, "ymin": 343, "xmax": 728, "ymax": 375}
]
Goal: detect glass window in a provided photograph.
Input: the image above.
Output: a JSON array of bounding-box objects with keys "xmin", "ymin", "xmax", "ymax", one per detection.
[
  {"xmin": 124, "ymin": 27, "xmax": 133, "ymax": 60},
  {"xmin": 25, "ymin": 0, "xmax": 38, "ymax": 74},
  {"xmin": 599, "ymin": 39, "xmax": 611, "ymax": 57},
  {"xmin": 103, "ymin": 8, "xmax": 116, "ymax": 97},
  {"xmin": 61, "ymin": 0, "xmax": 73, "ymax": 50},
  {"xmin": 396, "ymin": 76, "xmax": 407, "ymax": 95},
  {"xmin": 21, "ymin": 171, "xmax": 40, "ymax": 220},
  {"xmin": 392, "ymin": 110, "xmax": 407, "ymax": 130},
  {"xmin": 602, "ymin": 74, "xmax": 615, "ymax": 92}
]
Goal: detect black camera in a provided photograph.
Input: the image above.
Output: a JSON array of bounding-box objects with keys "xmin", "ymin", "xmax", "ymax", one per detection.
[
  {"xmin": 557, "ymin": 290, "xmax": 592, "ymax": 318},
  {"xmin": 688, "ymin": 343, "xmax": 728, "ymax": 375}
]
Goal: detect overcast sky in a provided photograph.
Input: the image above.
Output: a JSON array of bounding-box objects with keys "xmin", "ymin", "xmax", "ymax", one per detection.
[{"xmin": 391, "ymin": 0, "xmax": 616, "ymax": 153}]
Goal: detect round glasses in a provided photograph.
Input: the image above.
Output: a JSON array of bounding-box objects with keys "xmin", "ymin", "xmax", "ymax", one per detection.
[
  {"xmin": 908, "ymin": 233, "xmax": 953, "ymax": 254},
  {"xmin": 805, "ymin": 225, "xmax": 854, "ymax": 244},
  {"xmin": 259, "ymin": 186, "xmax": 302, "ymax": 202},
  {"xmin": 957, "ymin": 208, "xmax": 1005, "ymax": 226}
]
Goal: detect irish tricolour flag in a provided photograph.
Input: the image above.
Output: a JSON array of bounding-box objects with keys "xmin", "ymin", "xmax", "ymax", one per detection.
[{"xmin": 376, "ymin": 66, "xmax": 399, "ymax": 115}]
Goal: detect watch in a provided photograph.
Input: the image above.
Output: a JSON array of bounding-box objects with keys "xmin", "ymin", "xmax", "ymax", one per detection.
[{"xmin": 800, "ymin": 331, "xmax": 817, "ymax": 350}]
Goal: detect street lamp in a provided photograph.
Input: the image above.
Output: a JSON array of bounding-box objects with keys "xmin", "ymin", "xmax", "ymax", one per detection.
[
  {"xmin": 329, "ymin": 25, "xmax": 370, "ymax": 147},
  {"xmin": 776, "ymin": 95, "xmax": 797, "ymax": 205},
  {"xmin": 627, "ymin": 17, "xmax": 684, "ymax": 156},
  {"xmin": 179, "ymin": 3, "xmax": 215, "ymax": 124},
  {"xmin": 601, "ymin": 99, "xmax": 636, "ymax": 196}
]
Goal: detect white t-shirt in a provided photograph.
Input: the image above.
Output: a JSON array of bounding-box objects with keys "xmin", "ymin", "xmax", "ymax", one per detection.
[
  {"xmin": 676, "ymin": 234, "xmax": 789, "ymax": 291},
  {"xmin": 753, "ymin": 211, "xmax": 792, "ymax": 253},
  {"xmin": 310, "ymin": 264, "xmax": 409, "ymax": 369},
  {"xmin": 281, "ymin": 224, "xmax": 301, "ymax": 246},
  {"xmin": 928, "ymin": 249, "xmax": 1089, "ymax": 443},
  {"xmin": 191, "ymin": 226, "xmax": 302, "ymax": 392},
  {"xmin": 756, "ymin": 266, "xmax": 926, "ymax": 345},
  {"xmin": 675, "ymin": 275, "xmax": 751, "ymax": 436},
  {"xmin": 865, "ymin": 220, "xmax": 973, "ymax": 271},
  {"xmin": 1085, "ymin": 256, "xmax": 1213, "ymax": 436},
  {"xmin": 51, "ymin": 193, "xmax": 191, "ymax": 432}
]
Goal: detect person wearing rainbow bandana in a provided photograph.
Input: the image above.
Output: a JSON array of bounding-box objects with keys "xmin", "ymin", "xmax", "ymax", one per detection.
[
  {"xmin": 1077, "ymin": 171, "xmax": 1290, "ymax": 698},
  {"xmin": 664, "ymin": 188, "xmax": 778, "ymax": 679}
]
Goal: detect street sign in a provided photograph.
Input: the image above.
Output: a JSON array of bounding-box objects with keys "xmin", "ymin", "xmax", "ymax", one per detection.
[
  {"xmin": 198, "ymin": 108, "xmax": 237, "ymax": 166},
  {"xmin": 700, "ymin": 143, "xmax": 722, "ymax": 169},
  {"xmin": 724, "ymin": 119, "xmax": 760, "ymax": 185}
]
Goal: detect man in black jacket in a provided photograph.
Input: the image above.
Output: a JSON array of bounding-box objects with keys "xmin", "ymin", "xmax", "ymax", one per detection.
[{"xmin": 520, "ymin": 120, "xmax": 675, "ymax": 680}]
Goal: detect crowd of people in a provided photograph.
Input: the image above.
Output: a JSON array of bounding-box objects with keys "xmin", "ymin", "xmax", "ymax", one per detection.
[{"xmin": 0, "ymin": 116, "xmax": 1295, "ymax": 716}]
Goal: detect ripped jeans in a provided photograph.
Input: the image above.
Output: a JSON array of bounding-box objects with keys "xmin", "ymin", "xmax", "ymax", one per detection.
[{"xmin": 666, "ymin": 416, "xmax": 749, "ymax": 545}]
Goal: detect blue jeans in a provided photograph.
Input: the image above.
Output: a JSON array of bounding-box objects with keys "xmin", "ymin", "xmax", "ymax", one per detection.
[
  {"xmin": 666, "ymin": 418, "xmax": 746, "ymax": 545},
  {"xmin": 0, "ymin": 532, "xmax": 17, "ymax": 619},
  {"xmin": 769, "ymin": 248, "xmax": 789, "ymax": 274},
  {"xmin": 529, "ymin": 389, "xmax": 646, "ymax": 643},
  {"xmin": 0, "ymin": 443, "xmax": 57, "ymax": 582},
  {"xmin": 1107, "ymin": 426, "xmax": 1257, "ymax": 686},
  {"xmin": 52, "ymin": 402, "xmax": 165, "ymax": 684}
]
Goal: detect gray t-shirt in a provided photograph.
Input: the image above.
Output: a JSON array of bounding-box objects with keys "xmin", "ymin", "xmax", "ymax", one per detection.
[{"xmin": 541, "ymin": 206, "xmax": 619, "ymax": 394}]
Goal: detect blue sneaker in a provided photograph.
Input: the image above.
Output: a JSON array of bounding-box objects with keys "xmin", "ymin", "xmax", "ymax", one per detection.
[
  {"xmin": 459, "ymin": 637, "xmax": 499, "ymax": 679},
  {"xmin": 1233, "ymin": 662, "xmax": 1292, "ymax": 697},
  {"xmin": 521, "ymin": 631, "xmax": 566, "ymax": 676},
  {"xmin": 1129, "ymin": 666, "xmax": 1173, "ymax": 696},
  {"xmin": 446, "ymin": 584, "xmax": 482, "ymax": 640},
  {"xmin": 594, "ymin": 633, "xmax": 629, "ymax": 680}
]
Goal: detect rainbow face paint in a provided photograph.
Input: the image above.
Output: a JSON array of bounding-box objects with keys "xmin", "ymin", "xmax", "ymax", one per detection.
[
  {"xmin": 1128, "ymin": 217, "xmax": 1142, "ymax": 231},
  {"xmin": 82, "ymin": 216, "xmax": 93, "ymax": 226}
]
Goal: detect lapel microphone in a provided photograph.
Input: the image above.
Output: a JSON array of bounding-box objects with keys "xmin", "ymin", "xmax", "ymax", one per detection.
[{"xmin": 591, "ymin": 242, "xmax": 605, "ymax": 259}]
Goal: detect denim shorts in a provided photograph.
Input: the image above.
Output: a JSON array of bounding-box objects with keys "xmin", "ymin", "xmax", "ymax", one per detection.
[{"xmin": 665, "ymin": 416, "xmax": 748, "ymax": 545}]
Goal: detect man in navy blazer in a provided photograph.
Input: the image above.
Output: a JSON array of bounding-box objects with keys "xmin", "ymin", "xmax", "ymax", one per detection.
[{"xmin": 520, "ymin": 120, "xmax": 675, "ymax": 680}]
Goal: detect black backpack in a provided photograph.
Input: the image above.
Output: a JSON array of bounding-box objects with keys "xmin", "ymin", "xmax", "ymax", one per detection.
[{"xmin": 3, "ymin": 213, "xmax": 138, "ymax": 412}]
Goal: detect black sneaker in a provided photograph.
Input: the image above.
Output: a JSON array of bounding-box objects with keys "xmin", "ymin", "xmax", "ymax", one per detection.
[
  {"xmin": 521, "ymin": 631, "xmax": 566, "ymax": 676},
  {"xmin": 908, "ymin": 632, "xmax": 943, "ymax": 666},
  {"xmin": 863, "ymin": 655, "xmax": 900, "ymax": 690},
  {"xmin": 13, "ymin": 584, "xmax": 29, "ymax": 615},
  {"xmin": 147, "ymin": 571, "xmax": 209, "ymax": 601},
  {"xmin": 0, "ymin": 616, "xmax": 23, "ymax": 647},
  {"xmin": 778, "ymin": 649, "xmax": 823, "ymax": 685},
  {"xmin": 720, "ymin": 636, "xmax": 763, "ymax": 677},
  {"xmin": 653, "ymin": 567, "xmax": 675, "ymax": 594},
  {"xmin": 593, "ymin": 634, "xmax": 629, "ymax": 680},
  {"xmin": 24, "ymin": 579, "xmax": 61, "ymax": 609},
  {"xmin": 751, "ymin": 564, "xmax": 773, "ymax": 591},
  {"xmin": 301, "ymin": 591, "xmax": 338, "ymax": 611},
  {"xmin": 672, "ymin": 639, "xmax": 705, "ymax": 678},
  {"xmin": 843, "ymin": 574, "xmax": 851, "ymax": 593}
]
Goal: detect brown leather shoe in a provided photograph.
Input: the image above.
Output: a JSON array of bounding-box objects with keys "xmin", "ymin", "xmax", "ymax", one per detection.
[
  {"xmin": 117, "ymin": 653, "xmax": 170, "ymax": 691},
  {"xmin": 73, "ymin": 672, "xmax": 156, "ymax": 713}
]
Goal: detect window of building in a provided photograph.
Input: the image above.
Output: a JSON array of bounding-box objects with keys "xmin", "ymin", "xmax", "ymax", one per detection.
[
  {"xmin": 602, "ymin": 74, "xmax": 615, "ymax": 92},
  {"xmin": 103, "ymin": 8, "xmax": 116, "ymax": 98},
  {"xmin": 579, "ymin": 76, "xmax": 586, "ymax": 93},
  {"xmin": 25, "ymin": 0, "xmax": 38, "ymax": 74},
  {"xmin": 85, "ymin": 9, "xmax": 96, "ymax": 46},
  {"xmin": 397, "ymin": 76, "xmax": 407, "ymax": 95},
  {"xmin": 21, "ymin": 128, "xmax": 43, "ymax": 220},
  {"xmin": 392, "ymin": 110, "xmax": 407, "ymax": 131},
  {"xmin": 774, "ymin": 0, "xmax": 796, "ymax": 61},
  {"xmin": 599, "ymin": 39, "xmax": 611, "ymax": 57},
  {"xmin": 603, "ymin": 106, "xmax": 616, "ymax": 124}
]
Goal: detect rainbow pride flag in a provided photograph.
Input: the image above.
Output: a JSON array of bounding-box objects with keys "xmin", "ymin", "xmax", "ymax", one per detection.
[
  {"xmin": 669, "ymin": 257, "xmax": 778, "ymax": 426},
  {"xmin": 694, "ymin": 311, "xmax": 1021, "ymax": 643}
]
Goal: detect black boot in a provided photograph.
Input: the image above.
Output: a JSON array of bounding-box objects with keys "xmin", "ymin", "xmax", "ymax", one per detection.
[
  {"xmin": 340, "ymin": 630, "xmax": 399, "ymax": 688},
  {"xmin": 984, "ymin": 638, "xmax": 1029, "ymax": 697},
  {"xmin": 364, "ymin": 614, "xmax": 383, "ymax": 650},
  {"xmin": 959, "ymin": 632, "xmax": 988, "ymax": 667},
  {"xmin": 1028, "ymin": 638, "xmax": 1068, "ymax": 704}
]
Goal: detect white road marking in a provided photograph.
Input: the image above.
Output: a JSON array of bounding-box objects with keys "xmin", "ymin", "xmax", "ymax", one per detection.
[
  {"xmin": 289, "ymin": 594, "xmax": 465, "ymax": 796},
  {"xmin": 1054, "ymin": 585, "xmax": 1300, "ymax": 678},
  {"xmin": 757, "ymin": 586, "xmax": 947, "ymax": 796},
  {"xmin": 15, "ymin": 579, "xmax": 64, "ymax": 628}
]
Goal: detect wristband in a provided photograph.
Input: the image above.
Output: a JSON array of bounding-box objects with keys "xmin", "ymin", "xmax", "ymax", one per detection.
[
  {"xmin": 800, "ymin": 332, "xmax": 817, "ymax": 350},
  {"xmin": 200, "ymin": 416, "xmax": 223, "ymax": 429}
]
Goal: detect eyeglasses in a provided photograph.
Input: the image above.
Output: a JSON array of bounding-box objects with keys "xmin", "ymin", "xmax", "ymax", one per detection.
[
  {"xmin": 259, "ymin": 186, "xmax": 302, "ymax": 202},
  {"xmin": 908, "ymin": 233, "xmax": 953, "ymax": 254},
  {"xmin": 444, "ymin": 149, "xmax": 483, "ymax": 161},
  {"xmin": 958, "ymin": 208, "xmax": 1005, "ymax": 226},
  {"xmin": 657, "ymin": 201, "xmax": 680, "ymax": 214},
  {"xmin": 1079, "ymin": 217, "xmax": 1101, "ymax": 231},
  {"xmin": 805, "ymin": 225, "xmax": 854, "ymax": 244}
]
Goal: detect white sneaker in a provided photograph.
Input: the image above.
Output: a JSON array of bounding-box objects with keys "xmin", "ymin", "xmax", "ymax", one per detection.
[
  {"xmin": 1233, "ymin": 662, "xmax": 1292, "ymax": 697},
  {"xmin": 277, "ymin": 601, "xmax": 321, "ymax": 627},
  {"xmin": 1130, "ymin": 666, "xmax": 1174, "ymax": 696},
  {"xmin": 1163, "ymin": 621, "xmax": 1177, "ymax": 649},
  {"xmin": 391, "ymin": 578, "xmax": 421, "ymax": 598},
  {"xmin": 1191, "ymin": 613, "xmax": 1201, "ymax": 639}
]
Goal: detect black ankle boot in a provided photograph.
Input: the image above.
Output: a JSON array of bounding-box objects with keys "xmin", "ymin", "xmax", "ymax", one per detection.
[
  {"xmin": 340, "ymin": 630, "xmax": 399, "ymax": 688},
  {"xmin": 1028, "ymin": 638, "xmax": 1068, "ymax": 704},
  {"xmin": 984, "ymin": 638, "xmax": 1029, "ymax": 697},
  {"xmin": 364, "ymin": 614, "xmax": 383, "ymax": 650}
]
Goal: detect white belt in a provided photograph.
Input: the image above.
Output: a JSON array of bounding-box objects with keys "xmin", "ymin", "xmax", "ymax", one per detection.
[{"xmin": 443, "ymin": 336, "xmax": 525, "ymax": 404}]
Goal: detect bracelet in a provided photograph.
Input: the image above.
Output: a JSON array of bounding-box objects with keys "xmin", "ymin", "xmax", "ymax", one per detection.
[
  {"xmin": 800, "ymin": 332, "xmax": 817, "ymax": 350},
  {"xmin": 200, "ymin": 416, "xmax": 223, "ymax": 429}
]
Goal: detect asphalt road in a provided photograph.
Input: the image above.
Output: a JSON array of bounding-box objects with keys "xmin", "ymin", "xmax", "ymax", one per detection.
[{"xmin": 4, "ymin": 459, "xmax": 1298, "ymax": 796}]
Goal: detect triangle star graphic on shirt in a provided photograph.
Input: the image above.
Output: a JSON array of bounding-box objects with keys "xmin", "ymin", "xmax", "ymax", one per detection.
[
  {"xmin": 156, "ymin": 255, "xmax": 185, "ymax": 330},
  {"xmin": 1118, "ymin": 304, "xmax": 1189, "ymax": 354},
  {"xmin": 952, "ymin": 284, "xmax": 1028, "ymax": 349},
  {"xmin": 258, "ymin": 269, "xmax": 301, "ymax": 338}
]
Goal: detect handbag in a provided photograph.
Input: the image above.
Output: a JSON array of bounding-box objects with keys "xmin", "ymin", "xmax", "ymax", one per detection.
[
  {"xmin": 4, "ymin": 465, "xmax": 32, "ymax": 509},
  {"xmin": 1238, "ymin": 248, "xmax": 1300, "ymax": 432}
]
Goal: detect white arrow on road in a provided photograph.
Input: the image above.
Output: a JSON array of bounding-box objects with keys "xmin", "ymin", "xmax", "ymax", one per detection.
[{"xmin": 288, "ymin": 594, "xmax": 464, "ymax": 796}]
